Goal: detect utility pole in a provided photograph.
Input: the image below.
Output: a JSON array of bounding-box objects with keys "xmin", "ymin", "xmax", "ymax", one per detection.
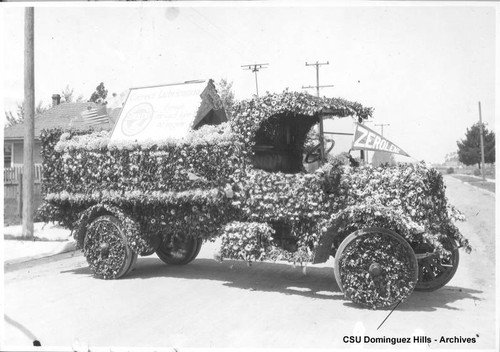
[
  {"xmin": 23, "ymin": 7, "xmax": 35, "ymax": 239},
  {"xmin": 241, "ymin": 63, "xmax": 268, "ymax": 98},
  {"xmin": 363, "ymin": 120, "xmax": 375, "ymax": 164},
  {"xmin": 375, "ymin": 123, "xmax": 390, "ymax": 136},
  {"xmin": 478, "ymin": 101, "xmax": 486, "ymax": 181},
  {"xmin": 302, "ymin": 61, "xmax": 334, "ymax": 97},
  {"xmin": 302, "ymin": 61, "xmax": 334, "ymax": 163}
]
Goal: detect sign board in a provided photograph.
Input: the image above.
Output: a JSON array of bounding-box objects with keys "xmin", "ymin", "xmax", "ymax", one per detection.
[
  {"xmin": 110, "ymin": 80, "xmax": 223, "ymax": 142},
  {"xmin": 351, "ymin": 123, "xmax": 410, "ymax": 157}
]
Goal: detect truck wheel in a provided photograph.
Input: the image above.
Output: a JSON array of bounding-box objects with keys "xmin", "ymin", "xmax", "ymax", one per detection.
[
  {"xmin": 156, "ymin": 234, "xmax": 202, "ymax": 265},
  {"xmin": 414, "ymin": 237, "xmax": 459, "ymax": 292},
  {"xmin": 334, "ymin": 228, "xmax": 418, "ymax": 309},
  {"xmin": 83, "ymin": 215, "xmax": 135, "ymax": 279},
  {"xmin": 125, "ymin": 251, "xmax": 138, "ymax": 276}
]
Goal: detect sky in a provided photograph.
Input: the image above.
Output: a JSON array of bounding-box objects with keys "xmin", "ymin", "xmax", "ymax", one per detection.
[{"xmin": 1, "ymin": 1, "xmax": 497, "ymax": 164}]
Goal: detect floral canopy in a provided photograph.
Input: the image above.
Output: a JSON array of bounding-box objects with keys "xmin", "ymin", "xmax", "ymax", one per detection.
[
  {"xmin": 230, "ymin": 90, "xmax": 374, "ymax": 150},
  {"xmin": 229, "ymin": 90, "xmax": 374, "ymax": 172}
]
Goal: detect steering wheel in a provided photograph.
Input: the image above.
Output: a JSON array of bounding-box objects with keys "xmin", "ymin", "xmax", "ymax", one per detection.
[{"xmin": 304, "ymin": 140, "xmax": 335, "ymax": 163}]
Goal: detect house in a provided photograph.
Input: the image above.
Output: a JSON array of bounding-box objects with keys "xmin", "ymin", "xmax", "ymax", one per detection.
[
  {"xmin": 3, "ymin": 94, "xmax": 112, "ymax": 223},
  {"xmin": 3, "ymin": 94, "xmax": 112, "ymax": 169},
  {"xmin": 4, "ymin": 80, "xmax": 227, "ymax": 170}
]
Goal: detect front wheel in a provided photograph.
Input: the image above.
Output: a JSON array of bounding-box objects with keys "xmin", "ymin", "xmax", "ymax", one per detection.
[
  {"xmin": 83, "ymin": 215, "xmax": 136, "ymax": 279},
  {"xmin": 334, "ymin": 228, "xmax": 418, "ymax": 309},
  {"xmin": 156, "ymin": 234, "xmax": 202, "ymax": 265}
]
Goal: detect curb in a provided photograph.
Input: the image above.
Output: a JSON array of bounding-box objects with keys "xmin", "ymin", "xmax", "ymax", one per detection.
[
  {"xmin": 446, "ymin": 175, "xmax": 495, "ymax": 196},
  {"xmin": 466, "ymin": 175, "xmax": 496, "ymax": 183},
  {"xmin": 4, "ymin": 240, "xmax": 78, "ymax": 266}
]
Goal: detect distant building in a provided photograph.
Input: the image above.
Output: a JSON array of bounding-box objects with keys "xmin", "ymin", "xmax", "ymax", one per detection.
[{"xmin": 3, "ymin": 94, "xmax": 112, "ymax": 169}]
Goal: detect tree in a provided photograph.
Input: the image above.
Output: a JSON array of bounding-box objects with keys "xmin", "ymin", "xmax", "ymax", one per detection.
[
  {"xmin": 61, "ymin": 85, "xmax": 74, "ymax": 103},
  {"xmin": 215, "ymin": 78, "xmax": 236, "ymax": 119},
  {"xmin": 89, "ymin": 82, "xmax": 108, "ymax": 104},
  {"xmin": 4, "ymin": 100, "xmax": 47, "ymax": 127},
  {"xmin": 371, "ymin": 151, "xmax": 396, "ymax": 167},
  {"xmin": 457, "ymin": 122, "xmax": 495, "ymax": 168},
  {"xmin": 445, "ymin": 152, "xmax": 459, "ymax": 163},
  {"xmin": 61, "ymin": 85, "xmax": 85, "ymax": 103}
]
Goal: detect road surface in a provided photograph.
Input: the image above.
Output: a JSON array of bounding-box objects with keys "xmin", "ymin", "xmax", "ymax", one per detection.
[{"xmin": 2, "ymin": 175, "xmax": 496, "ymax": 350}]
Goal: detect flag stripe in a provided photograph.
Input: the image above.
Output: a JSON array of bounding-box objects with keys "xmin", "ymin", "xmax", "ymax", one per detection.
[{"xmin": 82, "ymin": 107, "xmax": 109, "ymax": 126}]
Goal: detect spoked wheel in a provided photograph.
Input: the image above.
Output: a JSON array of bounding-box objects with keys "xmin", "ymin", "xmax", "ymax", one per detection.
[
  {"xmin": 413, "ymin": 237, "xmax": 459, "ymax": 292},
  {"xmin": 334, "ymin": 228, "xmax": 418, "ymax": 309},
  {"xmin": 83, "ymin": 215, "xmax": 136, "ymax": 279},
  {"xmin": 156, "ymin": 234, "xmax": 202, "ymax": 265}
]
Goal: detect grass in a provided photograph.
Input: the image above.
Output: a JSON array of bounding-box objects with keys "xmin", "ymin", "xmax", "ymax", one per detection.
[
  {"xmin": 449, "ymin": 174, "xmax": 496, "ymax": 194},
  {"xmin": 443, "ymin": 166, "xmax": 495, "ymax": 179}
]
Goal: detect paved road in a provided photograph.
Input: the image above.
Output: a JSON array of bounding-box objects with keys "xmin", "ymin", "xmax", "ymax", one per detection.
[{"xmin": 2, "ymin": 176, "xmax": 496, "ymax": 350}]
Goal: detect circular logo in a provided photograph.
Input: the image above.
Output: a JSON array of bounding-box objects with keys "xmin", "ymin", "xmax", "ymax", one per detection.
[{"xmin": 121, "ymin": 103, "xmax": 154, "ymax": 137}]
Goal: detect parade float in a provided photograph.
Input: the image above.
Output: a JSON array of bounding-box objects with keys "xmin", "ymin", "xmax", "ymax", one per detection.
[{"xmin": 38, "ymin": 79, "xmax": 470, "ymax": 309}]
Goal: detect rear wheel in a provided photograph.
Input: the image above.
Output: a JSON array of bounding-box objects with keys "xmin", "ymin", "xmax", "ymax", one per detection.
[
  {"xmin": 156, "ymin": 234, "xmax": 202, "ymax": 265},
  {"xmin": 414, "ymin": 237, "xmax": 459, "ymax": 292},
  {"xmin": 334, "ymin": 228, "xmax": 418, "ymax": 309},
  {"xmin": 83, "ymin": 215, "xmax": 135, "ymax": 279}
]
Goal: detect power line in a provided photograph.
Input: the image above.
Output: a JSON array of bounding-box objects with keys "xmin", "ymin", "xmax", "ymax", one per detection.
[
  {"xmin": 181, "ymin": 12, "xmax": 243, "ymax": 59},
  {"xmin": 302, "ymin": 61, "xmax": 334, "ymax": 97},
  {"xmin": 190, "ymin": 9, "xmax": 252, "ymax": 55},
  {"xmin": 241, "ymin": 63, "xmax": 268, "ymax": 98}
]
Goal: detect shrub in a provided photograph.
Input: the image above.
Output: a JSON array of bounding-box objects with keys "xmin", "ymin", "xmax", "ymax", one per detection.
[
  {"xmin": 473, "ymin": 169, "xmax": 481, "ymax": 176},
  {"xmin": 447, "ymin": 167, "xmax": 454, "ymax": 174}
]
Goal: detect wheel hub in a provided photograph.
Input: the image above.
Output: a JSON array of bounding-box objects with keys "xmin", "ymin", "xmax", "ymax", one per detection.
[
  {"xmin": 369, "ymin": 262, "xmax": 382, "ymax": 278},
  {"xmin": 100, "ymin": 242, "xmax": 110, "ymax": 257}
]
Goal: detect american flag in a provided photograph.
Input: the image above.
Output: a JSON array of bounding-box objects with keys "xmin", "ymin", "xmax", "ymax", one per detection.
[{"xmin": 81, "ymin": 105, "xmax": 109, "ymax": 127}]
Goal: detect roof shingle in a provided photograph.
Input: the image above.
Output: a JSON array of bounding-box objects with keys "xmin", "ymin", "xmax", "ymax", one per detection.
[{"xmin": 4, "ymin": 102, "xmax": 113, "ymax": 140}]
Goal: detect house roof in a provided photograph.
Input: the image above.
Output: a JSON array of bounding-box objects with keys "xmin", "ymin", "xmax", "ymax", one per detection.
[{"xmin": 4, "ymin": 102, "xmax": 113, "ymax": 140}]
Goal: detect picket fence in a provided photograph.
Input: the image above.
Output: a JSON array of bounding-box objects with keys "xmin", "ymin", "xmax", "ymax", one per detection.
[{"xmin": 3, "ymin": 165, "xmax": 43, "ymax": 219}]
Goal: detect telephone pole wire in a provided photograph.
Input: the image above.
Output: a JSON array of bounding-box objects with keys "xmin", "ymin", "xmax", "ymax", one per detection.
[
  {"xmin": 302, "ymin": 61, "xmax": 334, "ymax": 97},
  {"xmin": 242, "ymin": 63, "xmax": 268, "ymax": 98}
]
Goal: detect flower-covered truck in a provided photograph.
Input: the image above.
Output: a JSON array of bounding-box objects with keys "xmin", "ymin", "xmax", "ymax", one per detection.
[{"xmin": 38, "ymin": 88, "xmax": 470, "ymax": 309}]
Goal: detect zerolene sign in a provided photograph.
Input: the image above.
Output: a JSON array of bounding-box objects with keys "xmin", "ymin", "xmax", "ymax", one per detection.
[
  {"xmin": 110, "ymin": 80, "xmax": 213, "ymax": 142},
  {"xmin": 351, "ymin": 123, "xmax": 410, "ymax": 157}
]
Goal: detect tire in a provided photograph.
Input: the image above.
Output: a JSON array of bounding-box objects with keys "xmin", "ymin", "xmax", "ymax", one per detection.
[
  {"xmin": 156, "ymin": 234, "xmax": 202, "ymax": 265},
  {"xmin": 83, "ymin": 215, "xmax": 135, "ymax": 279},
  {"xmin": 414, "ymin": 237, "xmax": 459, "ymax": 292},
  {"xmin": 334, "ymin": 227, "xmax": 418, "ymax": 309},
  {"xmin": 189, "ymin": 238, "xmax": 203, "ymax": 263},
  {"xmin": 139, "ymin": 235, "xmax": 162, "ymax": 257},
  {"xmin": 125, "ymin": 251, "xmax": 138, "ymax": 276}
]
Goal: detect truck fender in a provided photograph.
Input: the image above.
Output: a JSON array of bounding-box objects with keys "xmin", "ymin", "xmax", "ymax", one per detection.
[
  {"xmin": 313, "ymin": 204, "xmax": 422, "ymax": 264},
  {"xmin": 73, "ymin": 204, "xmax": 145, "ymax": 253}
]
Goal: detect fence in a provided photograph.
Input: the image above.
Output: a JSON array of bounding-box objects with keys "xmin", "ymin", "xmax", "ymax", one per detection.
[
  {"xmin": 4, "ymin": 164, "xmax": 43, "ymax": 184},
  {"xmin": 3, "ymin": 164, "xmax": 43, "ymax": 222}
]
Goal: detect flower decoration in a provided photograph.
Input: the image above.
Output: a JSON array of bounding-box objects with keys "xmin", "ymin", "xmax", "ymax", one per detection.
[{"xmin": 38, "ymin": 91, "xmax": 470, "ymax": 306}]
